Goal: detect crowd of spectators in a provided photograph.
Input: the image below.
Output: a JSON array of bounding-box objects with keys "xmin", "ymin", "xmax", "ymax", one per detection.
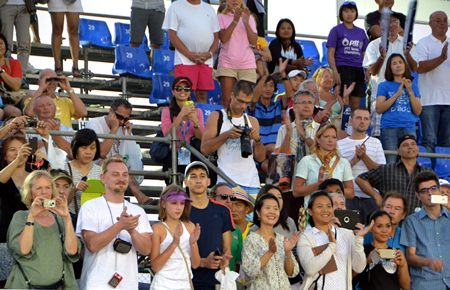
[{"xmin": 0, "ymin": 0, "xmax": 449, "ymax": 289}]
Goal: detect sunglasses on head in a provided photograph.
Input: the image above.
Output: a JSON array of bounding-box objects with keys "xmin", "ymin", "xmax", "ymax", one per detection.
[
  {"xmin": 217, "ymin": 194, "xmax": 237, "ymax": 201},
  {"xmin": 175, "ymin": 86, "xmax": 191, "ymax": 93},
  {"xmin": 342, "ymin": 1, "xmax": 356, "ymax": 6},
  {"xmin": 114, "ymin": 111, "xmax": 129, "ymax": 123}
]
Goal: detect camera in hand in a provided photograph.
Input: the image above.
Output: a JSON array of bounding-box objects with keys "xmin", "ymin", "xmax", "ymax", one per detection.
[
  {"xmin": 239, "ymin": 125, "xmax": 253, "ymax": 158},
  {"xmin": 46, "ymin": 77, "xmax": 61, "ymax": 83},
  {"xmin": 43, "ymin": 199, "xmax": 56, "ymax": 208},
  {"xmin": 26, "ymin": 119, "xmax": 38, "ymax": 127}
]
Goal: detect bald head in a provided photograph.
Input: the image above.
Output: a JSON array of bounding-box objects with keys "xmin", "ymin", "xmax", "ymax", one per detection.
[{"xmin": 429, "ymin": 11, "xmax": 448, "ymax": 38}]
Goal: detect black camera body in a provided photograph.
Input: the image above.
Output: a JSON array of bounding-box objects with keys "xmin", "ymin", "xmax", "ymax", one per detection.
[
  {"xmin": 113, "ymin": 238, "xmax": 132, "ymax": 254},
  {"xmin": 239, "ymin": 125, "xmax": 253, "ymax": 158}
]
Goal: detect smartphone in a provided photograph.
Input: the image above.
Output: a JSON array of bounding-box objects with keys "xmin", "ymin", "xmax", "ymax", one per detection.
[
  {"xmin": 431, "ymin": 194, "xmax": 448, "ymax": 205},
  {"xmin": 334, "ymin": 210, "xmax": 360, "ymax": 230},
  {"xmin": 29, "ymin": 137, "xmax": 38, "ymax": 155},
  {"xmin": 184, "ymin": 100, "xmax": 194, "ymax": 107},
  {"xmin": 378, "ymin": 249, "xmax": 396, "ymax": 260},
  {"xmin": 214, "ymin": 248, "xmax": 222, "ymax": 257}
]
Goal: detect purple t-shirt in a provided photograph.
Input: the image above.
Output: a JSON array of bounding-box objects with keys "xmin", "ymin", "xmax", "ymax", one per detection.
[{"xmin": 327, "ymin": 23, "xmax": 368, "ymax": 67}]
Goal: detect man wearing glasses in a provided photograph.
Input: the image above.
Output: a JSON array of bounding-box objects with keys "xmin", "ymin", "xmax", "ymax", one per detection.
[
  {"xmin": 400, "ymin": 171, "xmax": 450, "ymax": 290},
  {"xmin": 202, "ymin": 80, "xmax": 265, "ymax": 198},
  {"xmin": 85, "ymin": 98, "xmax": 154, "ymax": 205}
]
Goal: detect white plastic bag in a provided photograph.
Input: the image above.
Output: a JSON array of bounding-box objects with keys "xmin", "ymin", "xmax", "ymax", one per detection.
[
  {"xmin": 47, "ymin": 134, "xmax": 67, "ymax": 170},
  {"xmin": 121, "ymin": 139, "xmax": 144, "ymax": 184},
  {"xmin": 214, "ymin": 267, "xmax": 239, "ymax": 290}
]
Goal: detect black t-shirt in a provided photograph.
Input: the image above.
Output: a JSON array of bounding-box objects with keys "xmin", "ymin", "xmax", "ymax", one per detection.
[
  {"xmin": 0, "ymin": 178, "xmax": 27, "ymax": 243},
  {"xmin": 365, "ymin": 10, "xmax": 406, "ymax": 41},
  {"xmin": 190, "ymin": 200, "xmax": 234, "ymax": 289},
  {"xmin": 354, "ymin": 244, "xmax": 400, "ymax": 290}
]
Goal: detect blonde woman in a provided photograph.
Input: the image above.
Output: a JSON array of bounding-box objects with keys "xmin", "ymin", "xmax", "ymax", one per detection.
[
  {"xmin": 293, "ymin": 123, "xmax": 354, "ymax": 206},
  {"xmin": 5, "ymin": 170, "xmax": 80, "ymax": 289},
  {"xmin": 217, "ymin": 0, "xmax": 258, "ymax": 107}
]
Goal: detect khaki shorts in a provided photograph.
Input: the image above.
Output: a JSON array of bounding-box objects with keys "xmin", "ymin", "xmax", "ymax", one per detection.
[{"xmin": 216, "ymin": 67, "xmax": 257, "ymax": 83}]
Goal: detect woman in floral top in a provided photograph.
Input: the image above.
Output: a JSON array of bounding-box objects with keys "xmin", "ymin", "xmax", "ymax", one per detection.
[{"xmin": 242, "ymin": 193, "xmax": 299, "ymax": 290}]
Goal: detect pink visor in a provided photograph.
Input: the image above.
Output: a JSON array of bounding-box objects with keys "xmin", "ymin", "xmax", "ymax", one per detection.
[{"xmin": 161, "ymin": 191, "xmax": 192, "ymax": 202}]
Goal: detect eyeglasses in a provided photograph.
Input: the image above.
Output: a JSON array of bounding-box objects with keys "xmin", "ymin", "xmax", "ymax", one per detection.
[
  {"xmin": 217, "ymin": 194, "xmax": 237, "ymax": 201},
  {"xmin": 114, "ymin": 111, "xmax": 130, "ymax": 123},
  {"xmin": 418, "ymin": 185, "xmax": 440, "ymax": 195},
  {"xmin": 175, "ymin": 86, "xmax": 191, "ymax": 93},
  {"xmin": 234, "ymin": 97, "xmax": 251, "ymax": 106},
  {"xmin": 342, "ymin": 1, "xmax": 356, "ymax": 6}
]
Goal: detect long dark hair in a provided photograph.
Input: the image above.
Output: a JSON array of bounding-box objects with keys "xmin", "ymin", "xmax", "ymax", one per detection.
[
  {"xmin": 275, "ymin": 18, "xmax": 299, "ymax": 51},
  {"xmin": 257, "ymin": 184, "xmax": 289, "ymax": 231},
  {"xmin": 384, "ymin": 53, "xmax": 412, "ymax": 81}
]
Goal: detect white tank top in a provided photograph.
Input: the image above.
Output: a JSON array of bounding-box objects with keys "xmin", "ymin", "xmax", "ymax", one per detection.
[
  {"xmin": 217, "ymin": 109, "xmax": 260, "ymax": 187},
  {"xmin": 150, "ymin": 222, "xmax": 192, "ymax": 290}
]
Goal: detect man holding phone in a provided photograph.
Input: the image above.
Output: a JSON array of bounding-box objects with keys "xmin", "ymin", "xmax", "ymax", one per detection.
[{"xmin": 400, "ymin": 171, "xmax": 450, "ymax": 290}]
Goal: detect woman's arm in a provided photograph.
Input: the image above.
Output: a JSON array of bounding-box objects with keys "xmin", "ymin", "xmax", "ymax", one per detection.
[
  {"xmin": 297, "ymin": 233, "xmax": 336, "ymax": 275},
  {"xmin": 18, "ymin": 211, "xmax": 36, "ymax": 256},
  {"xmin": 150, "ymin": 224, "xmax": 177, "ymax": 273},
  {"xmin": 293, "ymin": 177, "xmax": 321, "ymax": 198},
  {"xmin": 404, "ymin": 80, "xmax": 422, "ymax": 115},
  {"xmin": 218, "ymin": 13, "xmax": 239, "ymax": 43},
  {"xmin": 243, "ymin": 11, "xmax": 258, "ymax": 46},
  {"xmin": 0, "ymin": 69, "xmax": 21, "ymax": 91},
  {"xmin": 0, "ymin": 143, "xmax": 30, "ymax": 183},
  {"xmin": 376, "ymin": 82, "xmax": 404, "ymax": 114},
  {"xmin": 395, "ymin": 250, "xmax": 411, "ymax": 290},
  {"xmin": 187, "ymin": 222, "xmax": 201, "ymax": 269}
]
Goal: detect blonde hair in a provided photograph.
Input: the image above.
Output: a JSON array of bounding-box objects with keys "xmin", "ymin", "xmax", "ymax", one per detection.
[
  {"xmin": 221, "ymin": 0, "xmax": 247, "ymax": 14},
  {"xmin": 312, "ymin": 67, "xmax": 335, "ymax": 87},
  {"xmin": 21, "ymin": 170, "xmax": 58, "ymax": 208},
  {"xmin": 311, "ymin": 123, "xmax": 339, "ymax": 154}
]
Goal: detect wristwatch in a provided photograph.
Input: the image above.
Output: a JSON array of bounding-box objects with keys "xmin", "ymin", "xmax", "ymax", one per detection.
[
  {"xmin": 0, "ymin": 68, "xmax": 5, "ymax": 74},
  {"xmin": 25, "ymin": 221, "xmax": 34, "ymax": 226},
  {"xmin": 67, "ymin": 88, "xmax": 75, "ymax": 94}
]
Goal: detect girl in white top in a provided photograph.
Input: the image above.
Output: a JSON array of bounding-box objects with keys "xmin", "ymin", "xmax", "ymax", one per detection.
[
  {"xmin": 297, "ymin": 191, "xmax": 372, "ymax": 290},
  {"xmin": 150, "ymin": 185, "xmax": 201, "ymax": 290}
]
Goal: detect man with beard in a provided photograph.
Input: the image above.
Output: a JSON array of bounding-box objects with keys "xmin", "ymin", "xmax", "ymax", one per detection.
[
  {"xmin": 356, "ymin": 135, "xmax": 431, "ymax": 214},
  {"xmin": 76, "ymin": 157, "xmax": 152, "ymax": 290},
  {"xmin": 338, "ymin": 108, "xmax": 386, "ymax": 222}
]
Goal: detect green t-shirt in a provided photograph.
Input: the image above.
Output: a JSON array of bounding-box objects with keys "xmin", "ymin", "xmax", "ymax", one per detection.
[{"xmin": 230, "ymin": 226, "xmax": 243, "ymax": 271}]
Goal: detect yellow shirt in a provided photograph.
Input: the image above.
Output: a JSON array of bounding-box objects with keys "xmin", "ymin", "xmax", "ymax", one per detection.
[{"xmin": 24, "ymin": 95, "xmax": 77, "ymax": 128}]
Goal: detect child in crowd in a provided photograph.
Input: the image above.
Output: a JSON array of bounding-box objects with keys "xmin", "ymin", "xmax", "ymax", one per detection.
[{"xmin": 150, "ymin": 185, "xmax": 201, "ymax": 290}]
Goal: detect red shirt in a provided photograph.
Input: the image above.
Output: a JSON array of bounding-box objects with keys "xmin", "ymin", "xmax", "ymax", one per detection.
[{"xmin": 0, "ymin": 58, "xmax": 22, "ymax": 84}]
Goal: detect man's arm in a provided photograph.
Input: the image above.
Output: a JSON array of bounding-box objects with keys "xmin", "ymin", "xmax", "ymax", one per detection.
[
  {"xmin": 168, "ymin": 29, "xmax": 197, "ymax": 62},
  {"xmin": 355, "ymin": 176, "xmax": 382, "ymax": 206},
  {"xmin": 129, "ymin": 230, "xmax": 152, "ymax": 255},
  {"xmin": 417, "ymin": 42, "xmax": 448, "ymax": 74},
  {"xmin": 201, "ymin": 111, "xmax": 240, "ymax": 155},
  {"xmin": 405, "ymin": 246, "xmax": 444, "ymax": 271},
  {"xmin": 249, "ymin": 116, "xmax": 266, "ymax": 162},
  {"xmin": 59, "ymin": 77, "xmax": 87, "ymax": 118},
  {"xmin": 82, "ymin": 224, "xmax": 123, "ymax": 253}
]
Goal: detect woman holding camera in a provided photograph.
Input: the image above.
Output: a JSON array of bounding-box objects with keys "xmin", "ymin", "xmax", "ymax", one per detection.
[
  {"xmin": 5, "ymin": 170, "xmax": 80, "ymax": 289},
  {"xmin": 160, "ymin": 77, "xmax": 204, "ymax": 183},
  {"xmin": 298, "ymin": 191, "xmax": 370, "ymax": 290},
  {"xmin": 354, "ymin": 210, "xmax": 410, "ymax": 290}
]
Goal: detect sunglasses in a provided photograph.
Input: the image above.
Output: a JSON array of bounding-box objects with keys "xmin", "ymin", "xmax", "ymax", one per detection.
[
  {"xmin": 217, "ymin": 194, "xmax": 237, "ymax": 201},
  {"xmin": 114, "ymin": 111, "xmax": 130, "ymax": 123},
  {"xmin": 342, "ymin": 1, "xmax": 356, "ymax": 6},
  {"xmin": 175, "ymin": 86, "xmax": 191, "ymax": 93}
]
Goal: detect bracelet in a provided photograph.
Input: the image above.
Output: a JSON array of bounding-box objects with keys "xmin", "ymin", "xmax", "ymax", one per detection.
[
  {"xmin": 254, "ymin": 138, "xmax": 262, "ymax": 143},
  {"xmin": 25, "ymin": 221, "xmax": 34, "ymax": 226}
]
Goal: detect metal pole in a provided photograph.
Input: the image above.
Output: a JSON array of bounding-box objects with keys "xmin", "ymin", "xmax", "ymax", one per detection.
[
  {"xmin": 263, "ymin": 0, "xmax": 268, "ymax": 36},
  {"xmin": 170, "ymin": 127, "xmax": 178, "ymax": 185}
]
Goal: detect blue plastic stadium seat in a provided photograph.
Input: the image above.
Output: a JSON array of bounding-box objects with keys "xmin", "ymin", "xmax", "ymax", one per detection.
[
  {"xmin": 321, "ymin": 41, "xmax": 329, "ymax": 66},
  {"xmin": 417, "ymin": 145, "xmax": 432, "ymax": 169},
  {"xmin": 160, "ymin": 31, "xmax": 170, "ymax": 49},
  {"xmin": 434, "ymin": 146, "xmax": 450, "ymax": 177},
  {"xmin": 152, "ymin": 48, "xmax": 175, "ymax": 74},
  {"xmin": 113, "ymin": 22, "xmax": 149, "ymax": 52},
  {"xmin": 195, "ymin": 103, "xmax": 223, "ymax": 126},
  {"xmin": 149, "ymin": 73, "xmax": 174, "ymax": 105},
  {"xmin": 79, "ymin": 18, "xmax": 114, "ymax": 49},
  {"xmin": 297, "ymin": 39, "xmax": 321, "ymax": 76},
  {"xmin": 112, "ymin": 45, "xmax": 152, "ymax": 79},
  {"xmin": 207, "ymin": 80, "xmax": 222, "ymax": 105},
  {"xmin": 265, "ymin": 35, "xmax": 275, "ymax": 45}
]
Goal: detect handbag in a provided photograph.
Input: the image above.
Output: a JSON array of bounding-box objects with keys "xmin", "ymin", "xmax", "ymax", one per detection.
[{"xmin": 150, "ymin": 129, "xmax": 170, "ymax": 164}]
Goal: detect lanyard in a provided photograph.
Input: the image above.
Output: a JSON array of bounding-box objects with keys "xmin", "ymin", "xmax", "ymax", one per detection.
[
  {"xmin": 179, "ymin": 120, "xmax": 190, "ymax": 142},
  {"xmin": 104, "ymin": 196, "xmax": 125, "ymax": 271}
]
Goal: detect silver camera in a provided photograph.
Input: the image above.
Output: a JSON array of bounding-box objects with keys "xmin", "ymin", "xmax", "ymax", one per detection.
[{"xmin": 43, "ymin": 199, "xmax": 56, "ymax": 208}]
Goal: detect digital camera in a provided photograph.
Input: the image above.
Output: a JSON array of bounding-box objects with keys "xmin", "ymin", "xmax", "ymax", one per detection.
[
  {"xmin": 239, "ymin": 125, "xmax": 252, "ymax": 158},
  {"xmin": 43, "ymin": 199, "xmax": 56, "ymax": 208}
]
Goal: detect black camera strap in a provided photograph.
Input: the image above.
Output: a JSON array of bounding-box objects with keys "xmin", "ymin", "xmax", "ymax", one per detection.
[
  {"xmin": 226, "ymin": 108, "xmax": 249, "ymax": 128},
  {"xmin": 104, "ymin": 196, "xmax": 125, "ymax": 272}
]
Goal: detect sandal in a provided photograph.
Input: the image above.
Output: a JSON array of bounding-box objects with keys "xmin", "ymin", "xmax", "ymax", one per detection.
[
  {"xmin": 54, "ymin": 65, "xmax": 63, "ymax": 76},
  {"xmin": 72, "ymin": 67, "xmax": 82, "ymax": 78}
]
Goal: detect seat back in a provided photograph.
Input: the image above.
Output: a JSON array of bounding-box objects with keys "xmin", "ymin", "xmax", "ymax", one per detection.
[
  {"xmin": 207, "ymin": 80, "xmax": 222, "ymax": 105},
  {"xmin": 113, "ymin": 22, "xmax": 149, "ymax": 51},
  {"xmin": 113, "ymin": 46, "xmax": 152, "ymax": 79},
  {"xmin": 434, "ymin": 147, "xmax": 450, "ymax": 177},
  {"xmin": 297, "ymin": 39, "xmax": 321, "ymax": 76},
  {"xmin": 149, "ymin": 73, "xmax": 174, "ymax": 105},
  {"xmin": 152, "ymin": 48, "xmax": 175, "ymax": 74},
  {"xmin": 195, "ymin": 103, "xmax": 223, "ymax": 126},
  {"xmin": 321, "ymin": 41, "xmax": 328, "ymax": 66},
  {"xmin": 79, "ymin": 18, "xmax": 114, "ymax": 48},
  {"xmin": 417, "ymin": 146, "xmax": 432, "ymax": 169}
]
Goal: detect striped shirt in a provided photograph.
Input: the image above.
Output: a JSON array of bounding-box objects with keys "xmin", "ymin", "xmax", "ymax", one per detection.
[
  {"xmin": 338, "ymin": 136, "xmax": 386, "ymax": 198},
  {"xmin": 248, "ymin": 100, "xmax": 282, "ymax": 145},
  {"xmin": 358, "ymin": 161, "xmax": 431, "ymax": 214}
]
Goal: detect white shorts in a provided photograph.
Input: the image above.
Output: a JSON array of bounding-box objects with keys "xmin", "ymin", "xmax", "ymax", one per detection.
[{"xmin": 48, "ymin": 0, "xmax": 83, "ymax": 13}]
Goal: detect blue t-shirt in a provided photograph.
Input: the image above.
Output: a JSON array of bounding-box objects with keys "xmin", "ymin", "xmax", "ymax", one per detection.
[
  {"xmin": 326, "ymin": 23, "xmax": 368, "ymax": 67},
  {"xmin": 248, "ymin": 99, "xmax": 282, "ymax": 145},
  {"xmin": 377, "ymin": 80, "xmax": 420, "ymax": 130},
  {"xmin": 190, "ymin": 200, "xmax": 234, "ymax": 289}
]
